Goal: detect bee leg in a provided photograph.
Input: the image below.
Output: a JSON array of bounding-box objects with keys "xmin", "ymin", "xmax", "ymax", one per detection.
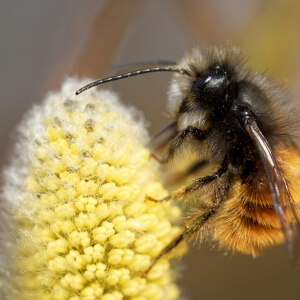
[
  {"xmin": 144, "ymin": 231, "xmax": 184, "ymax": 275},
  {"xmin": 145, "ymin": 194, "xmax": 171, "ymax": 202},
  {"xmin": 165, "ymin": 159, "xmax": 208, "ymax": 184},
  {"xmin": 150, "ymin": 121, "xmax": 178, "ymax": 155},
  {"xmin": 171, "ymin": 158, "xmax": 228, "ymax": 200},
  {"xmin": 154, "ymin": 126, "xmax": 211, "ymax": 164},
  {"xmin": 144, "ymin": 202, "xmax": 221, "ymax": 275},
  {"xmin": 146, "ymin": 158, "xmax": 228, "ymax": 202}
]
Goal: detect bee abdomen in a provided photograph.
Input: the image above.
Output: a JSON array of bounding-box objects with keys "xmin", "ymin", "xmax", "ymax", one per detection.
[
  {"xmin": 213, "ymin": 147, "xmax": 300, "ymax": 257},
  {"xmin": 213, "ymin": 205, "xmax": 283, "ymax": 257},
  {"xmin": 213, "ymin": 182, "xmax": 283, "ymax": 257}
]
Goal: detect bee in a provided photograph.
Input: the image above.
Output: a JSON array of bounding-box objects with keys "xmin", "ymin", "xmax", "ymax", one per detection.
[{"xmin": 76, "ymin": 45, "xmax": 300, "ymax": 273}]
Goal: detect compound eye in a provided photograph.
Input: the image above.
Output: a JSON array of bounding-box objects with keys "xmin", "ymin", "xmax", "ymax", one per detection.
[
  {"xmin": 190, "ymin": 65, "xmax": 227, "ymax": 92},
  {"xmin": 190, "ymin": 73, "xmax": 212, "ymax": 91}
]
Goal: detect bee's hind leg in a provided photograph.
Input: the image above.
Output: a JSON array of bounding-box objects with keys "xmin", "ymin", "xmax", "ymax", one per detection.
[{"xmin": 144, "ymin": 201, "xmax": 222, "ymax": 275}]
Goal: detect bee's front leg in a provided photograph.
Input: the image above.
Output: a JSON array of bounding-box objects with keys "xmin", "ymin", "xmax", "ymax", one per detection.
[{"xmin": 152, "ymin": 126, "xmax": 211, "ymax": 164}]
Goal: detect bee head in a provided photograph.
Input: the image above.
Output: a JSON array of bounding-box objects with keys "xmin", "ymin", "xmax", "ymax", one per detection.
[{"xmin": 190, "ymin": 64, "xmax": 228, "ymax": 104}]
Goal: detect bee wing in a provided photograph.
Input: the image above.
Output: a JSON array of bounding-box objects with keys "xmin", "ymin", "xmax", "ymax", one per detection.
[{"xmin": 245, "ymin": 119, "xmax": 300, "ymax": 264}]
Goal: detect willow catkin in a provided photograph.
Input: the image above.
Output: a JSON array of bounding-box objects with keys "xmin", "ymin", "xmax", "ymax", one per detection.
[{"xmin": 0, "ymin": 78, "xmax": 187, "ymax": 300}]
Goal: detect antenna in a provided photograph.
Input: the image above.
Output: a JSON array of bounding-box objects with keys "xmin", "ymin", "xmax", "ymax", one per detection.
[
  {"xmin": 75, "ymin": 66, "xmax": 190, "ymax": 95},
  {"xmin": 112, "ymin": 60, "xmax": 177, "ymax": 71}
]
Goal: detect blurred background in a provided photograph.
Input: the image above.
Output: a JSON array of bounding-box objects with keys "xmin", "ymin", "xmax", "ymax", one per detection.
[{"xmin": 1, "ymin": 0, "xmax": 300, "ymax": 299}]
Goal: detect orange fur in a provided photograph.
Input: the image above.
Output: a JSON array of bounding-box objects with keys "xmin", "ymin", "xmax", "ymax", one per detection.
[{"xmin": 213, "ymin": 146, "xmax": 300, "ymax": 256}]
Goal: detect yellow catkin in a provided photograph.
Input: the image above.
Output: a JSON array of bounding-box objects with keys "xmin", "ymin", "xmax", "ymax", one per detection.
[{"xmin": 0, "ymin": 78, "xmax": 187, "ymax": 300}]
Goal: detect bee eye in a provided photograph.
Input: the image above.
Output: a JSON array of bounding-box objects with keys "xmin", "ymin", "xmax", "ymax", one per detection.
[{"xmin": 190, "ymin": 65, "xmax": 227, "ymax": 93}]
